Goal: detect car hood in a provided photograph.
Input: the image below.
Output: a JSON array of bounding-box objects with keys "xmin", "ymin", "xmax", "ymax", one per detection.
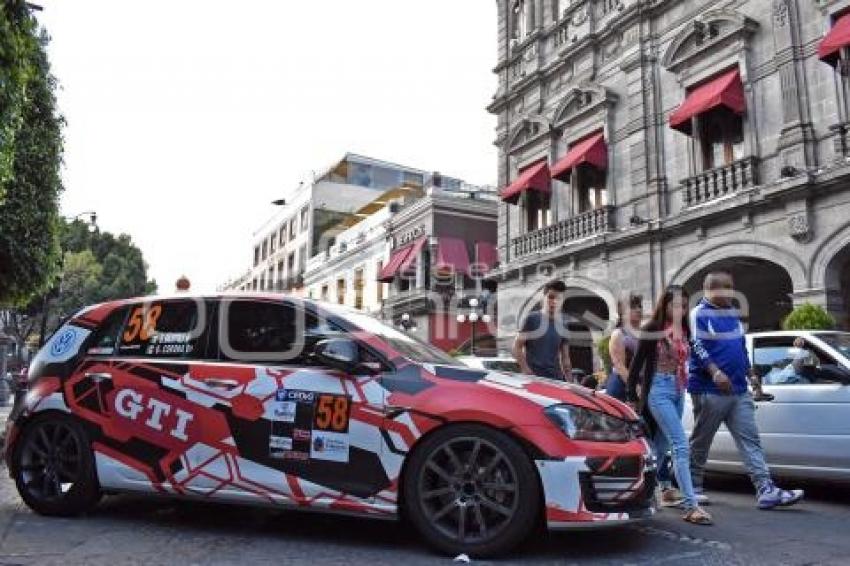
[{"xmin": 428, "ymin": 365, "xmax": 636, "ymax": 420}]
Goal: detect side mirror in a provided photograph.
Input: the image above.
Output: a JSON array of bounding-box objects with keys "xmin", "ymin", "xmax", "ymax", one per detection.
[
  {"xmin": 313, "ymin": 338, "xmax": 360, "ymax": 372},
  {"xmin": 819, "ymin": 364, "xmax": 850, "ymax": 385}
]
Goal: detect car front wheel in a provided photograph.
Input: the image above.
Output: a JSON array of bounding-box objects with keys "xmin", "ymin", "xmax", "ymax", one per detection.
[
  {"xmin": 12, "ymin": 413, "xmax": 101, "ymax": 516},
  {"xmin": 403, "ymin": 423, "xmax": 541, "ymax": 558}
]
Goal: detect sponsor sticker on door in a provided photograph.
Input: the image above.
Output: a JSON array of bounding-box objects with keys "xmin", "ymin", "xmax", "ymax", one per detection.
[{"xmin": 310, "ymin": 431, "xmax": 350, "ymax": 463}]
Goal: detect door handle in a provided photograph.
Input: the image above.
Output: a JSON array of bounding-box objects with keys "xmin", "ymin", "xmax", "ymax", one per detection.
[
  {"xmin": 202, "ymin": 378, "xmax": 240, "ymax": 390},
  {"xmin": 84, "ymin": 372, "xmax": 112, "ymax": 383}
]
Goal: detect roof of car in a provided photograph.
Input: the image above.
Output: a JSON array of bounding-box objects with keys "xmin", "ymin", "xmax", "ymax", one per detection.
[
  {"xmin": 99, "ymin": 291, "xmax": 313, "ymax": 306},
  {"xmin": 748, "ymin": 330, "xmax": 849, "ymax": 337}
]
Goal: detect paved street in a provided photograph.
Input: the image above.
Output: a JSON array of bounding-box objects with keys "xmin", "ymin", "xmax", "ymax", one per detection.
[{"xmin": 0, "ymin": 398, "xmax": 846, "ymax": 566}]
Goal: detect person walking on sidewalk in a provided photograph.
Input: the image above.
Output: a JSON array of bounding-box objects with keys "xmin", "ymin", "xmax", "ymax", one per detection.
[
  {"xmin": 606, "ymin": 293, "xmax": 642, "ymax": 401},
  {"xmin": 688, "ymin": 270, "xmax": 804, "ymax": 510},
  {"xmin": 513, "ymin": 280, "xmax": 573, "ymax": 382},
  {"xmin": 628, "ymin": 285, "xmax": 712, "ymax": 525}
]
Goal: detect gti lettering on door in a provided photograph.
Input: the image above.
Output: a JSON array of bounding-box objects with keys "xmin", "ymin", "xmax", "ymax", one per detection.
[{"xmin": 114, "ymin": 388, "xmax": 194, "ymax": 441}]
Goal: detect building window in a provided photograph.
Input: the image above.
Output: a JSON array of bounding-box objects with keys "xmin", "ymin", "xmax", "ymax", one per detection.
[
  {"xmin": 511, "ymin": 0, "xmax": 527, "ymax": 40},
  {"xmin": 525, "ymin": 190, "xmax": 551, "ymax": 231},
  {"xmin": 337, "ymin": 278, "xmax": 346, "ymax": 305},
  {"xmin": 254, "ymin": 246, "xmax": 260, "ymax": 267},
  {"xmin": 354, "ymin": 268, "xmax": 364, "ymax": 310},
  {"xmin": 287, "ymin": 252, "xmax": 295, "ymax": 282},
  {"xmin": 260, "ymin": 271, "xmax": 267, "ymax": 291},
  {"xmin": 298, "ymin": 244, "xmax": 307, "ymax": 274},
  {"xmin": 279, "ymin": 226, "xmax": 286, "ymax": 246},
  {"xmin": 600, "ymin": 0, "xmax": 618, "ymax": 16},
  {"xmin": 699, "ymin": 108, "xmax": 744, "ymax": 170},
  {"xmin": 321, "ymin": 284, "xmax": 329, "ymax": 301},
  {"xmin": 289, "ymin": 218, "xmax": 297, "ymax": 240},
  {"xmin": 575, "ymin": 166, "xmax": 608, "ymax": 213},
  {"xmin": 276, "ymin": 261, "xmax": 284, "ymax": 290},
  {"xmin": 252, "ymin": 278, "xmax": 258, "ymax": 290},
  {"xmin": 376, "ymin": 261, "xmax": 385, "ymax": 303},
  {"xmin": 300, "ymin": 206, "xmax": 309, "ymax": 233},
  {"xmin": 269, "ymin": 234, "xmax": 276, "ymax": 255},
  {"xmin": 261, "ymin": 241, "xmax": 268, "ymax": 261}
]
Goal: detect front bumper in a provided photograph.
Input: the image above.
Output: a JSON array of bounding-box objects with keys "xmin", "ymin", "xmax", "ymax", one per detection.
[{"xmin": 537, "ymin": 454, "xmax": 657, "ymax": 528}]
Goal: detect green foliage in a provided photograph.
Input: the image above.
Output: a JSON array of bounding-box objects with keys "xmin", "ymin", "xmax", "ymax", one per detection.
[
  {"xmin": 0, "ymin": 3, "xmax": 63, "ymax": 306},
  {"xmin": 782, "ymin": 303, "xmax": 836, "ymax": 331},
  {"xmin": 596, "ymin": 335, "xmax": 612, "ymax": 374},
  {"xmin": 0, "ymin": 1, "xmax": 38, "ymax": 195},
  {"xmin": 54, "ymin": 220, "xmax": 158, "ymax": 318},
  {"xmin": 55, "ymin": 250, "xmax": 103, "ymax": 319}
]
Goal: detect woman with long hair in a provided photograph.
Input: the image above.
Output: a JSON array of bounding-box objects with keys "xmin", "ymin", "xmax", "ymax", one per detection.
[{"xmin": 627, "ymin": 285, "xmax": 712, "ymax": 525}]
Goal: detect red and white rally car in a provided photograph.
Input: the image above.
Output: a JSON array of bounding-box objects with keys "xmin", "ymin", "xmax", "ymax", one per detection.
[{"xmin": 3, "ymin": 293, "xmax": 655, "ymax": 557}]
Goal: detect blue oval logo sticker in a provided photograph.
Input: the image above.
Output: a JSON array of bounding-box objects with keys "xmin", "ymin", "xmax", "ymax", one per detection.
[{"xmin": 50, "ymin": 327, "xmax": 78, "ymax": 358}]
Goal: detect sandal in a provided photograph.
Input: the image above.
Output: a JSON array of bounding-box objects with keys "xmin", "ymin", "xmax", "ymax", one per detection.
[{"xmin": 683, "ymin": 506, "xmax": 713, "ymax": 525}]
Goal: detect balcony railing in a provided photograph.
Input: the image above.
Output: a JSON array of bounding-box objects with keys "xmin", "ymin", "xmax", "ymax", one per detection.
[
  {"xmin": 511, "ymin": 205, "xmax": 615, "ymax": 259},
  {"xmin": 682, "ymin": 156, "xmax": 758, "ymax": 207}
]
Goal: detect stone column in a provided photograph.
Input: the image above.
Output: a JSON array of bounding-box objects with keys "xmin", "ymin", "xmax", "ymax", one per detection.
[{"xmin": 772, "ymin": 0, "xmax": 817, "ymax": 169}]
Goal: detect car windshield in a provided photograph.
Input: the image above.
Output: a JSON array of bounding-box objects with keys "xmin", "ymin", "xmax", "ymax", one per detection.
[
  {"xmin": 320, "ymin": 304, "xmax": 462, "ymax": 366},
  {"xmin": 815, "ymin": 333, "xmax": 850, "ymax": 361}
]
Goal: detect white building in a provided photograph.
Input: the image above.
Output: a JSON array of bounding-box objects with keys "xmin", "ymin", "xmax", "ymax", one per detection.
[
  {"xmin": 225, "ymin": 153, "xmax": 429, "ymax": 295},
  {"xmin": 304, "ymin": 204, "xmax": 395, "ymax": 315}
]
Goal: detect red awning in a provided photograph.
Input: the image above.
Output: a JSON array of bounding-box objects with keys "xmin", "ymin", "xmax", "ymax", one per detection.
[
  {"xmin": 551, "ymin": 132, "xmax": 607, "ymax": 182},
  {"xmin": 819, "ymin": 13, "xmax": 850, "ymax": 67},
  {"xmin": 669, "ymin": 69, "xmax": 746, "ymax": 134},
  {"xmin": 378, "ymin": 245, "xmax": 414, "ymax": 283},
  {"xmin": 434, "ymin": 237, "xmax": 471, "ymax": 275},
  {"xmin": 500, "ymin": 160, "xmax": 550, "ymax": 204},
  {"xmin": 474, "ymin": 242, "xmax": 499, "ymax": 273},
  {"xmin": 378, "ymin": 237, "xmax": 427, "ymax": 282}
]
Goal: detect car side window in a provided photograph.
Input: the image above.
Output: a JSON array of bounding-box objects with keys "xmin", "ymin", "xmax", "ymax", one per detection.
[
  {"xmin": 85, "ymin": 307, "xmax": 128, "ymax": 356},
  {"xmin": 116, "ymin": 299, "xmax": 210, "ymax": 359},
  {"xmin": 754, "ymin": 337, "xmax": 840, "ymax": 385},
  {"xmin": 219, "ymin": 300, "xmax": 336, "ymax": 365}
]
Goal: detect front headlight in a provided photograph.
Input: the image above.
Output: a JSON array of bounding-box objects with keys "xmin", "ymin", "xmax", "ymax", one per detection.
[{"xmin": 544, "ymin": 404, "xmax": 640, "ymax": 442}]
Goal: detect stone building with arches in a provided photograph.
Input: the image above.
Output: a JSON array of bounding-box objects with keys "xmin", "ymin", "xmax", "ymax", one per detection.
[{"xmin": 488, "ymin": 0, "xmax": 850, "ymax": 367}]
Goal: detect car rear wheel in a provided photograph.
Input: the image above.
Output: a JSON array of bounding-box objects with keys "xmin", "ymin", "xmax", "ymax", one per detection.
[
  {"xmin": 403, "ymin": 423, "xmax": 541, "ymax": 558},
  {"xmin": 12, "ymin": 413, "xmax": 101, "ymax": 516}
]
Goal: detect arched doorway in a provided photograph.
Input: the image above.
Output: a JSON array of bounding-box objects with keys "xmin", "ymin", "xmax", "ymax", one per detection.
[
  {"xmin": 823, "ymin": 245, "xmax": 850, "ymax": 329},
  {"xmin": 680, "ymin": 257, "xmax": 793, "ymax": 331},
  {"xmin": 562, "ymin": 287, "xmax": 610, "ymax": 376}
]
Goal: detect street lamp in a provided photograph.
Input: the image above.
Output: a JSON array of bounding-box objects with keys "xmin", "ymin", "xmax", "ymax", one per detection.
[
  {"xmin": 456, "ymin": 296, "xmax": 492, "ymax": 357},
  {"xmin": 397, "ymin": 312, "xmax": 418, "ymax": 333}
]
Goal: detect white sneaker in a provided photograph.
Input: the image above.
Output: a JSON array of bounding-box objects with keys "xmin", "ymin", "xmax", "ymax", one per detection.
[{"xmin": 695, "ymin": 492, "xmax": 711, "ymax": 505}]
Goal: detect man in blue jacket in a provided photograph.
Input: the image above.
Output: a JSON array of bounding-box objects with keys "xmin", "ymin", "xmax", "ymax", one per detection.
[{"xmin": 688, "ymin": 271, "xmax": 803, "ymax": 509}]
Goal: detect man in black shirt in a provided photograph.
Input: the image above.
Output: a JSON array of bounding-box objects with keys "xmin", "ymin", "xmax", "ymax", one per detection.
[{"xmin": 513, "ymin": 280, "xmax": 573, "ymax": 381}]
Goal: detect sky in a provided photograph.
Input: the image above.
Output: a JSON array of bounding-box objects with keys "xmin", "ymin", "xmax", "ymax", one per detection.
[{"xmin": 35, "ymin": 1, "xmax": 498, "ymax": 293}]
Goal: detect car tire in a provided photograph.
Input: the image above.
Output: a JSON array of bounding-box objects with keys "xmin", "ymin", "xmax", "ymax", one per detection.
[
  {"xmin": 403, "ymin": 423, "xmax": 541, "ymax": 558},
  {"xmin": 12, "ymin": 413, "xmax": 101, "ymax": 517}
]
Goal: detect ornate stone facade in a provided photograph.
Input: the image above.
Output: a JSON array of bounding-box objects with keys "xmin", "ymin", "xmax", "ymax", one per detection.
[{"xmin": 489, "ymin": 0, "xmax": 850, "ymax": 358}]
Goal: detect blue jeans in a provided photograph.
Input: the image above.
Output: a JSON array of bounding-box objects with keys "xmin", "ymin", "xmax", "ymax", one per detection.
[
  {"xmin": 648, "ymin": 373, "xmax": 698, "ymax": 509},
  {"xmin": 605, "ymin": 372, "xmax": 626, "ymax": 401},
  {"xmin": 689, "ymin": 392, "xmax": 772, "ymax": 493}
]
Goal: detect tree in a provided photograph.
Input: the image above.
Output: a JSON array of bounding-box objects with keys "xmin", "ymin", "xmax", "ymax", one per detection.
[
  {"xmin": 0, "ymin": 2, "xmax": 64, "ymax": 306},
  {"xmin": 54, "ymin": 250, "xmax": 103, "ymax": 320},
  {"xmin": 62, "ymin": 219, "xmax": 157, "ymax": 300},
  {"xmin": 782, "ymin": 303, "xmax": 836, "ymax": 331}
]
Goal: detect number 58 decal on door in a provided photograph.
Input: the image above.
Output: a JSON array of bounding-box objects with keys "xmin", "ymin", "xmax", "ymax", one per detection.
[{"xmin": 311, "ymin": 394, "xmax": 351, "ymax": 463}]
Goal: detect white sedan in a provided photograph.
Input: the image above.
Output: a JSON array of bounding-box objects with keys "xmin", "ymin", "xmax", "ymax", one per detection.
[{"xmin": 684, "ymin": 331, "xmax": 850, "ymax": 482}]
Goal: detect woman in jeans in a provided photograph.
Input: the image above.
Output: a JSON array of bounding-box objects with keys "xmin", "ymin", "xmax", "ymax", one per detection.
[{"xmin": 627, "ymin": 285, "xmax": 712, "ymax": 525}]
